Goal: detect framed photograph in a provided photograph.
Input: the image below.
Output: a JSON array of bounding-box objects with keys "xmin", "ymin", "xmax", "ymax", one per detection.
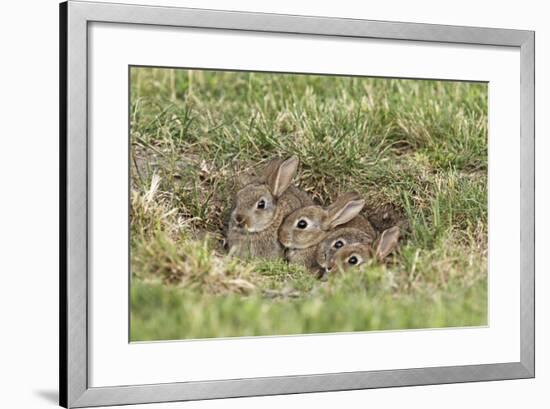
[{"xmin": 60, "ymin": 1, "xmax": 534, "ymax": 407}]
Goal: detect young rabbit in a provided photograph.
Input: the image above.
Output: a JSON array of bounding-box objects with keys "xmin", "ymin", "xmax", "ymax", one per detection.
[
  {"xmin": 278, "ymin": 192, "xmax": 376, "ymax": 271},
  {"xmin": 315, "ymin": 227, "xmax": 375, "ymax": 272},
  {"xmin": 226, "ymin": 156, "xmax": 312, "ymax": 260},
  {"xmin": 324, "ymin": 226, "xmax": 400, "ymax": 274}
]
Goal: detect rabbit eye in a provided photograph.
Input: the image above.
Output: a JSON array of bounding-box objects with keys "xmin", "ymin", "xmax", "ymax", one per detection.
[
  {"xmin": 257, "ymin": 199, "xmax": 266, "ymax": 209},
  {"xmin": 348, "ymin": 256, "xmax": 359, "ymax": 265},
  {"xmin": 297, "ymin": 220, "xmax": 308, "ymax": 229},
  {"xmin": 333, "ymin": 240, "xmax": 344, "ymax": 249}
]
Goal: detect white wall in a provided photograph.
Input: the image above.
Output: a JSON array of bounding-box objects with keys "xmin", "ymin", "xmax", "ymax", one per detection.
[{"xmin": 0, "ymin": 0, "xmax": 547, "ymax": 408}]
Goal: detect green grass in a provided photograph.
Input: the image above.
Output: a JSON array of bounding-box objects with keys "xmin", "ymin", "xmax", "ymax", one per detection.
[{"xmin": 130, "ymin": 67, "xmax": 488, "ymax": 341}]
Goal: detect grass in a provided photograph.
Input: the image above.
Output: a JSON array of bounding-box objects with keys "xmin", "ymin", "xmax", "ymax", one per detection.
[{"xmin": 129, "ymin": 67, "xmax": 488, "ymax": 341}]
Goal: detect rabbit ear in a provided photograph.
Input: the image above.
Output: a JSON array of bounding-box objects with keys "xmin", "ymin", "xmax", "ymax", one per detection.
[
  {"xmin": 374, "ymin": 226, "xmax": 400, "ymax": 260},
  {"xmin": 261, "ymin": 158, "xmax": 285, "ymax": 180},
  {"xmin": 326, "ymin": 192, "xmax": 361, "ymax": 213},
  {"xmin": 266, "ymin": 156, "xmax": 299, "ymax": 197},
  {"xmin": 324, "ymin": 199, "xmax": 365, "ymax": 229}
]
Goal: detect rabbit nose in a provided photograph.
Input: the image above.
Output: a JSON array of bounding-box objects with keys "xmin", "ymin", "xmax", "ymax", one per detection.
[
  {"xmin": 316, "ymin": 269, "xmax": 328, "ymax": 281},
  {"xmin": 234, "ymin": 214, "xmax": 245, "ymax": 226}
]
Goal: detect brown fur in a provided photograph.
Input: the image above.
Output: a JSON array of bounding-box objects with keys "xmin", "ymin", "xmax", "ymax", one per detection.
[
  {"xmin": 279, "ymin": 192, "xmax": 375, "ymax": 272},
  {"xmin": 315, "ymin": 227, "xmax": 376, "ymax": 270},
  {"xmin": 284, "ymin": 245, "xmax": 319, "ymax": 272},
  {"xmin": 341, "ymin": 214, "xmax": 377, "ymax": 240},
  {"xmin": 325, "ymin": 226, "xmax": 401, "ymax": 273},
  {"xmin": 226, "ymin": 158, "xmax": 312, "ymax": 260}
]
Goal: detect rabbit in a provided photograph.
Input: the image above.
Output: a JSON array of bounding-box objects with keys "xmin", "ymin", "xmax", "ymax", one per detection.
[
  {"xmin": 315, "ymin": 227, "xmax": 376, "ymax": 272},
  {"xmin": 278, "ymin": 192, "xmax": 376, "ymax": 271},
  {"xmin": 323, "ymin": 225, "xmax": 401, "ymax": 274},
  {"xmin": 226, "ymin": 156, "xmax": 313, "ymax": 260}
]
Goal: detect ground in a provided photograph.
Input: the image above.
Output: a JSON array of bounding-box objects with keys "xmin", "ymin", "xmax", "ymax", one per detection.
[{"xmin": 129, "ymin": 67, "xmax": 488, "ymax": 340}]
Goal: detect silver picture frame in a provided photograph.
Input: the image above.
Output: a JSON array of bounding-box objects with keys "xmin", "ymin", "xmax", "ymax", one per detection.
[{"xmin": 60, "ymin": 1, "xmax": 535, "ymax": 407}]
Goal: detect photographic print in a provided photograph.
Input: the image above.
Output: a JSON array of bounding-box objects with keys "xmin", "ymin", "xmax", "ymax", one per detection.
[{"xmin": 129, "ymin": 67, "xmax": 488, "ymax": 341}]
